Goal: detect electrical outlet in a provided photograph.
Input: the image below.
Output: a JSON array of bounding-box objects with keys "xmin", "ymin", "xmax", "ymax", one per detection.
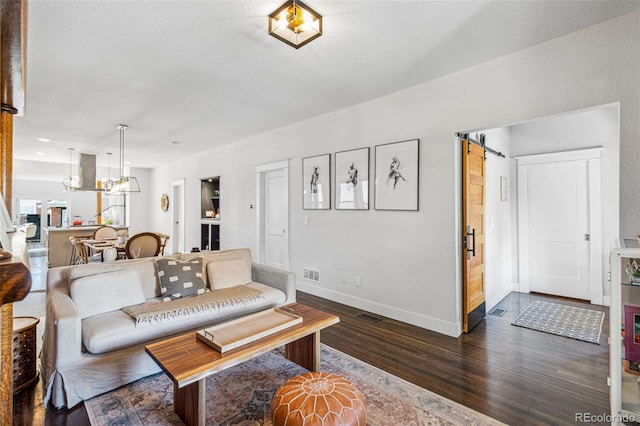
[
  {"xmin": 355, "ymin": 276, "xmax": 361, "ymax": 287},
  {"xmin": 342, "ymin": 274, "xmax": 348, "ymax": 285}
]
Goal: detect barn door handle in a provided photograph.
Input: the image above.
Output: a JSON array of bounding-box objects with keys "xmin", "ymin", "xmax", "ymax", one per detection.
[{"xmin": 466, "ymin": 226, "xmax": 476, "ymax": 259}]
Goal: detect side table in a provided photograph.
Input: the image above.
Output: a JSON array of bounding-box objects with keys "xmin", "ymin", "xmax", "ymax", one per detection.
[{"xmin": 12, "ymin": 316, "xmax": 40, "ymax": 393}]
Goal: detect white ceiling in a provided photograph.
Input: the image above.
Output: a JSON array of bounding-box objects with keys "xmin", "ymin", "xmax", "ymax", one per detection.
[{"xmin": 12, "ymin": 0, "xmax": 640, "ymax": 171}]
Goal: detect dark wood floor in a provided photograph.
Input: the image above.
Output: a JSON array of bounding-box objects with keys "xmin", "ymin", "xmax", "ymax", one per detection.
[
  {"xmin": 298, "ymin": 291, "xmax": 610, "ymax": 426},
  {"xmin": 13, "ymin": 290, "xmax": 609, "ymax": 425}
]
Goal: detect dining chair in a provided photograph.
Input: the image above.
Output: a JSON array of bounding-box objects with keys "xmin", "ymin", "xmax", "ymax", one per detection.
[
  {"xmin": 125, "ymin": 232, "xmax": 161, "ymax": 259},
  {"xmin": 69, "ymin": 237, "xmax": 102, "ymax": 264},
  {"xmin": 69, "ymin": 236, "xmax": 86, "ymax": 264},
  {"xmin": 157, "ymin": 233, "xmax": 170, "ymax": 255},
  {"xmin": 93, "ymin": 225, "xmax": 118, "ymax": 240}
]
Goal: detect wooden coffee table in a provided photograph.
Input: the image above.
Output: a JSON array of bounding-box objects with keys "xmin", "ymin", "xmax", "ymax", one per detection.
[{"xmin": 145, "ymin": 303, "xmax": 339, "ymax": 426}]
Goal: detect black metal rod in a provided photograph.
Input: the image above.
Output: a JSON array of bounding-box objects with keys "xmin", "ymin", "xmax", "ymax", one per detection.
[{"xmin": 457, "ymin": 132, "xmax": 505, "ymax": 158}]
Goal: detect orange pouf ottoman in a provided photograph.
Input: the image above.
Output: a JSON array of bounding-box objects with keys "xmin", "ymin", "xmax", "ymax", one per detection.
[{"xmin": 271, "ymin": 371, "xmax": 366, "ymax": 426}]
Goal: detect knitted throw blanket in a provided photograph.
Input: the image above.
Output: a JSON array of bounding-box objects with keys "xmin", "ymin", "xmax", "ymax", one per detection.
[{"xmin": 123, "ymin": 286, "xmax": 265, "ymax": 326}]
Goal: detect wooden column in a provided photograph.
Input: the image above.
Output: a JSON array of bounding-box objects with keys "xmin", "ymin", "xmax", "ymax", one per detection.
[
  {"xmin": 0, "ymin": 109, "xmax": 16, "ymax": 423},
  {"xmin": 1, "ymin": 111, "xmax": 13, "ymax": 208},
  {"xmin": 1, "ymin": 1, "xmax": 29, "ymax": 422}
]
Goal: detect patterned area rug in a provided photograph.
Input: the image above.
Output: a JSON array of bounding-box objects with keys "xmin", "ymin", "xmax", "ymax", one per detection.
[
  {"xmin": 86, "ymin": 344, "xmax": 504, "ymax": 426},
  {"xmin": 511, "ymin": 300, "xmax": 605, "ymax": 344}
]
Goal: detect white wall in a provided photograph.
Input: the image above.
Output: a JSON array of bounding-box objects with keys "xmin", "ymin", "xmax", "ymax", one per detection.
[
  {"xmin": 127, "ymin": 167, "xmax": 152, "ymax": 236},
  {"xmin": 474, "ymin": 128, "xmax": 514, "ymax": 311},
  {"xmin": 147, "ymin": 11, "xmax": 638, "ymax": 336}
]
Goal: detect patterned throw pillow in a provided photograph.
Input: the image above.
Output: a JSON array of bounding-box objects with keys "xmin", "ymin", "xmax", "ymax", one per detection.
[{"xmin": 156, "ymin": 258, "xmax": 206, "ymax": 301}]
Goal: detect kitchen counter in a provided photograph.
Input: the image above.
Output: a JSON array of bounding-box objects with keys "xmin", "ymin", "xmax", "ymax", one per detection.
[{"xmin": 42, "ymin": 225, "xmax": 129, "ymax": 268}]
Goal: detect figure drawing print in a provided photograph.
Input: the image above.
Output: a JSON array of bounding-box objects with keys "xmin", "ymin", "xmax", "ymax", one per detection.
[
  {"xmin": 388, "ymin": 156, "xmax": 406, "ymax": 189},
  {"xmin": 335, "ymin": 147, "xmax": 369, "ymax": 210},
  {"xmin": 303, "ymin": 153, "xmax": 330, "ymax": 210},
  {"xmin": 310, "ymin": 166, "xmax": 319, "ymax": 193},
  {"xmin": 346, "ymin": 162, "xmax": 358, "ymax": 186},
  {"xmin": 374, "ymin": 139, "xmax": 419, "ymax": 211}
]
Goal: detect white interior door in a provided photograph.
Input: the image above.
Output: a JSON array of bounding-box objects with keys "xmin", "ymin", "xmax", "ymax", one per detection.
[
  {"xmin": 522, "ymin": 160, "xmax": 590, "ymax": 300},
  {"xmin": 264, "ymin": 168, "xmax": 288, "ymax": 269},
  {"xmin": 256, "ymin": 161, "xmax": 289, "ymax": 270},
  {"xmin": 171, "ymin": 179, "xmax": 186, "ymax": 254}
]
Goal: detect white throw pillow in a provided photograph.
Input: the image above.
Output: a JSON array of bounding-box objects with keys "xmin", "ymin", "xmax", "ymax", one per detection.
[
  {"xmin": 70, "ymin": 269, "xmax": 146, "ymax": 319},
  {"xmin": 205, "ymin": 250, "xmax": 252, "ymax": 290}
]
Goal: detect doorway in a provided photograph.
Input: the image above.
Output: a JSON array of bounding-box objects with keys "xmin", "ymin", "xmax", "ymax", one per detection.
[
  {"xmin": 457, "ymin": 104, "xmax": 617, "ymax": 328},
  {"xmin": 16, "ymin": 198, "xmax": 68, "ymax": 242},
  {"xmin": 171, "ymin": 179, "xmax": 186, "ymax": 254},
  {"xmin": 256, "ymin": 160, "xmax": 289, "ymax": 270}
]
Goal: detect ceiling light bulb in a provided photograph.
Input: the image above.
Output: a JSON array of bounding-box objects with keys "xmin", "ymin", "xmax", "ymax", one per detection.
[{"xmin": 287, "ymin": 5, "xmax": 304, "ymax": 32}]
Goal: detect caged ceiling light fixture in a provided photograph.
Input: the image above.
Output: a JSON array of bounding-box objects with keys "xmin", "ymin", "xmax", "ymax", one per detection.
[
  {"xmin": 268, "ymin": 0, "xmax": 322, "ymax": 49},
  {"xmin": 106, "ymin": 124, "xmax": 140, "ymax": 194}
]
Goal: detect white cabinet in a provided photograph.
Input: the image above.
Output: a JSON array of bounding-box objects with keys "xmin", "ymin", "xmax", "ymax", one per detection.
[{"xmin": 610, "ymin": 247, "xmax": 640, "ymax": 424}]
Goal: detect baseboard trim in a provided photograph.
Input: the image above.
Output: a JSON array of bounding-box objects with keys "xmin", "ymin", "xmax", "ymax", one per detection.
[{"xmin": 297, "ymin": 281, "xmax": 460, "ymax": 337}]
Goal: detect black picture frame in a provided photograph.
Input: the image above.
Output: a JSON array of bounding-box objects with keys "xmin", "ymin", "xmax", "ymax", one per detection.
[
  {"xmin": 302, "ymin": 154, "xmax": 331, "ymax": 210},
  {"xmin": 374, "ymin": 139, "xmax": 419, "ymax": 211},
  {"xmin": 334, "ymin": 147, "xmax": 370, "ymax": 210}
]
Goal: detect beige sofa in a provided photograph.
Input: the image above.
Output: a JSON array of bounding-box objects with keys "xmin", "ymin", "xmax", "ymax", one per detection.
[{"xmin": 41, "ymin": 248, "xmax": 295, "ymax": 408}]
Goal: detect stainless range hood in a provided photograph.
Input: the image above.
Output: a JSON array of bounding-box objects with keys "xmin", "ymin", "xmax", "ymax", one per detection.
[{"xmin": 65, "ymin": 153, "xmax": 105, "ymax": 192}]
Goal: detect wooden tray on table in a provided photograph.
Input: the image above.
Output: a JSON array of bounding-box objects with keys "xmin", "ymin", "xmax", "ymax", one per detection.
[{"xmin": 196, "ymin": 308, "xmax": 302, "ymax": 353}]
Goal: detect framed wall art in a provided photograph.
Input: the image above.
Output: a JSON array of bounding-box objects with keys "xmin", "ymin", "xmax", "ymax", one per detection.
[
  {"xmin": 374, "ymin": 139, "xmax": 419, "ymax": 211},
  {"xmin": 302, "ymin": 154, "xmax": 331, "ymax": 210},
  {"xmin": 334, "ymin": 147, "xmax": 369, "ymax": 210}
]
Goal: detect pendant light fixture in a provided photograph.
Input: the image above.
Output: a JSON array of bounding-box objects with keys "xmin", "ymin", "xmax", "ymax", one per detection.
[
  {"xmin": 102, "ymin": 152, "xmax": 114, "ymax": 191},
  {"xmin": 62, "ymin": 148, "xmax": 80, "ymax": 190},
  {"xmin": 106, "ymin": 124, "xmax": 140, "ymax": 194},
  {"xmin": 268, "ymin": 0, "xmax": 322, "ymax": 49}
]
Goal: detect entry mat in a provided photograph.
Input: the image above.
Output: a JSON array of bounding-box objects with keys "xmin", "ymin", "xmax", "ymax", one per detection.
[{"xmin": 511, "ymin": 300, "xmax": 604, "ymax": 344}]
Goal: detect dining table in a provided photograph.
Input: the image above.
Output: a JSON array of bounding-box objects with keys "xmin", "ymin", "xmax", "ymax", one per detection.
[{"xmin": 83, "ymin": 238, "xmax": 127, "ymax": 261}]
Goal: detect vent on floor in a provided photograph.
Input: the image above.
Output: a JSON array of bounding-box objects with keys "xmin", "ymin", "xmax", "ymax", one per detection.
[
  {"xmin": 488, "ymin": 308, "xmax": 506, "ymax": 316},
  {"xmin": 357, "ymin": 313, "xmax": 383, "ymax": 323},
  {"xmin": 302, "ymin": 268, "xmax": 320, "ymax": 283}
]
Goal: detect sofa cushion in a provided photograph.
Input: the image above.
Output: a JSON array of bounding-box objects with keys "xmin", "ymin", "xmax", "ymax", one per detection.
[
  {"xmin": 67, "ymin": 258, "xmax": 160, "ymax": 299},
  {"xmin": 157, "ymin": 258, "xmax": 206, "ymax": 301},
  {"xmin": 205, "ymin": 250, "xmax": 252, "ymax": 290},
  {"xmin": 69, "ymin": 269, "xmax": 146, "ymax": 319},
  {"xmin": 81, "ymin": 282, "xmax": 287, "ymax": 354}
]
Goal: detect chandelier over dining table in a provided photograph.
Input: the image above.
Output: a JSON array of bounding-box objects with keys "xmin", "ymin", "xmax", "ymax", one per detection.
[{"xmin": 103, "ymin": 124, "xmax": 140, "ymax": 194}]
